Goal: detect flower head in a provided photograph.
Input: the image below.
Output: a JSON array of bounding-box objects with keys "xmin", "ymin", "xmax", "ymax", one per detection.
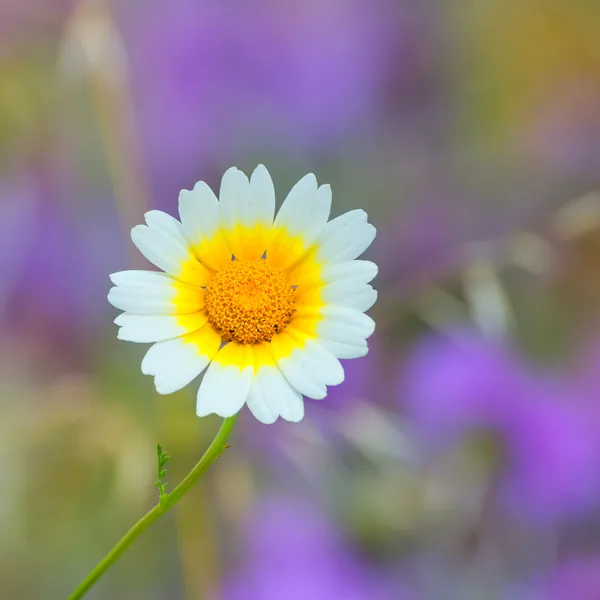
[{"xmin": 108, "ymin": 166, "xmax": 377, "ymax": 423}]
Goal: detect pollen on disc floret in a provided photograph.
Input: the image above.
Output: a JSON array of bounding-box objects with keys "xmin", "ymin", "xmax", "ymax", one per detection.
[{"xmin": 204, "ymin": 259, "xmax": 296, "ymax": 344}]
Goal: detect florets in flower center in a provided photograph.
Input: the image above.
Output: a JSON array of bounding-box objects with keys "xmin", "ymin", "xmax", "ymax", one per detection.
[{"xmin": 204, "ymin": 259, "xmax": 295, "ymax": 344}]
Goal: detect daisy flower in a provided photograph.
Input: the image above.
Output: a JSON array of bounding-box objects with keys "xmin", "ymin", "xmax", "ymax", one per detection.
[{"xmin": 108, "ymin": 166, "xmax": 377, "ymax": 424}]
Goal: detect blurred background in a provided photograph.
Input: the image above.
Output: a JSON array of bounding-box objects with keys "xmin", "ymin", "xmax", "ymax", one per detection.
[{"xmin": 3, "ymin": 0, "xmax": 600, "ymax": 598}]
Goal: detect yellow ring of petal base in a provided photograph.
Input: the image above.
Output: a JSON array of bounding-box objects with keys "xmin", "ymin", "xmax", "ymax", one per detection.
[{"xmin": 204, "ymin": 259, "xmax": 296, "ymax": 344}]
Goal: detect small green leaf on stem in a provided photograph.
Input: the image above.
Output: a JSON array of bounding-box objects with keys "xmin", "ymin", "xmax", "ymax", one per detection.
[{"xmin": 154, "ymin": 442, "xmax": 170, "ymax": 501}]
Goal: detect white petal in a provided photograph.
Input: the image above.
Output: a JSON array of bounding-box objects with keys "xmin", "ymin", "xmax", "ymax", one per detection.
[
  {"xmin": 273, "ymin": 176, "xmax": 331, "ymax": 243},
  {"xmin": 110, "ymin": 270, "xmax": 174, "ymax": 287},
  {"xmin": 141, "ymin": 330, "xmax": 217, "ymax": 395},
  {"xmin": 108, "ymin": 287, "xmax": 173, "ymax": 315},
  {"xmin": 108, "ymin": 270, "xmax": 203, "ymax": 315},
  {"xmin": 144, "ymin": 210, "xmax": 186, "ymax": 242},
  {"xmin": 306, "ymin": 184, "xmax": 333, "ymax": 241},
  {"xmin": 250, "ymin": 164, "xmax": 275, "ymax": 227},
  {"xmin": 179, "ymin": 181, "xmax": 221, "ymax": 243},
  {"xmin": 274, "ymin": 173, "xmax": 317, "ymax": 230},
  {"xmin": 272, "ymin": 349, "xmax": 326, "ymax": 399},
  {"xmin": 246, "ymin": 381, "xmax": 278, "ymax": 424},
  {"xmin": 247, "ymin": 356, "xmax": 304, "ymax": 424},
  {"xmin": 321, "ymin": 283, "xmax": 378, "ymax": 312},
  {"xmin": 271, "ymin": 372, "xmax": 305, "ymax": 422},
  {"xmin": 291, "ymin": 258, "xmax": 378, "ymax": 291},
  {"xmin": 219, "ymin": 167, "xmax": 251, "ymax": 230},
  {"xmin": 315, "ymin": 309, "xmax": 372, "ymax": 359},
  {"xmin": 107, "ymin": 286, "xmax": 194, "ymax": 315},
  {"xmin": 319, "ymin": 339, "xmax": 369, "ymax": 360},
  {"xmin": 219, "ymin": 167, "xmax": 266, "ymax": 260},
  {"xmin": 178, "ymin": 181, "xmax": 232, "ymax": 270},
  {"xmin": 299, "ymin": 337, "xmax": 345, "ymax": 386},
  {"xmin": 317, "ymin": 318, "xmax": 371, "ymax": 346},
  {"xmin": 344, "ymin": 287, "xmax": 377, "ymax": 312},
  {"xmin": 131, "ymin": 218, "xmax": 208, "ymax": 286},
  {"xmin": 319, "ymin": 306, "xmax": 376, "ymax": 339},
  {"xmin": 321, "ymin": 260, "xmax": 378, "ymax": 285},
  {"xmin": 270, "ymin": 331, "xmax": 344, "ymax": 399},
  {"xmin": 196, "ymin": 343, "xmax": 253, "ymax": 418},
  {"xmin": 321, "ymin": 208, "xmax": 366, "ymax": 233},
  {"xmin": 315, "ymin": 210, "xmax": 376, "ymax": 263},
  {"xmin": 115, "ymin": 313, "xmax": 208, "ymax": 343}
]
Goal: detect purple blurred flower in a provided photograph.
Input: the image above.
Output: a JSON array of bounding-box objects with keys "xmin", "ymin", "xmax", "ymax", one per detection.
[
  {"xmin": 119, "ymin": 0, "xmax": 399, "ymax": 199},
  {"xmin": 1, "ymin": 169, "xmax": 123, "ymax": 350},
  {"xmin": 222, "ymin": 497, "xmax": 396, "ymax": 600},
  {"xmin": 0, "ymin": 177, "xmax": 36, "ymax": 316},
  {"xmin": 400, "ymin": 331, "xmax": 599, "ymax": 524},
  {"xmin": 534, "ymin": 557, "xmax": 600, "ymax": 600}
]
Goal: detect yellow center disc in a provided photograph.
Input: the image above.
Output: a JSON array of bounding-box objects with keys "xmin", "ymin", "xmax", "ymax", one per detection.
[{"xmin": 204, "ymin": 259, "xmax": 295, "ymax": 344}]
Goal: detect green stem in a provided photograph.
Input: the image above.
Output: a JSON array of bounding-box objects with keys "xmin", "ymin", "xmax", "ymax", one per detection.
[{"xmin": 68, "ymin": 415, "xmax": 238, "ymax": 600}]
